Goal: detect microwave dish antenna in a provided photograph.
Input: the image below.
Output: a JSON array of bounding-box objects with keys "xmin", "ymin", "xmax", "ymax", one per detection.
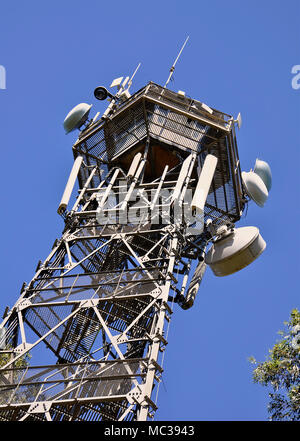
[
  {"xmin": 63, "ymin": 102, "xmax": 92, "ymax": 134},
  {"xmin": 242, "ymin": 170, "xmax": 268, "ymax": 207},
  {"xmin": 253, "ymin": 158, "xmax": 272, "ymax": 191},
  {"xmin": 205, "ymin": 226, "xmax": 266, "ymax": 277}
]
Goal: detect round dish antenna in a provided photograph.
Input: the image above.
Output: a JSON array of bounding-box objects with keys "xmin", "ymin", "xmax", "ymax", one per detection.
[
  {"xmin": 205, "ymin": 226, "xmax": 266, "ymax": 277},
  {"xmin": 253, "ymin": 158, "xmax": 272, "ymax": 191},
  {"xmin": 63, "ymin": 103, "xmax": 92, "ymax": 134},
  {"xmin": 242, "ymin": 170, "xmax": 268, "ymax": 207}
]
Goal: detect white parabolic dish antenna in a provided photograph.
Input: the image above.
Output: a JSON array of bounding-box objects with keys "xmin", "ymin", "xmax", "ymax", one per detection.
[
  {"xmin": 205, "ymin": 226, "xmax": 266, "ymax": 277},
  {"xmin": 242, "ymin": 171, "xmax": 268, "ymax": 207},
  {"xmin": 63, "ymin": 103, "xmax": 92, "ymax": 134},
  {"xmin": 253, "ymin": 158, "xmax": 272, "ymax": 191}
]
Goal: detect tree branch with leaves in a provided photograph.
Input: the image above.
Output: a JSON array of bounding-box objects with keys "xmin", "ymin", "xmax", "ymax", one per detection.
[{"xmin": 249, "ymin": 309, "xmax": 300, "ymax": 421}]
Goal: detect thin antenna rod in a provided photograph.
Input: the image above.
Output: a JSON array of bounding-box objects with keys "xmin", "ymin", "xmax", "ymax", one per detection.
[
  {"xmin": 164, "ymin": 36, "xmax": 189, "ymax": 88},
  {"xmin": 127, "ymin": 62, "xmax": 141, "ymax": 91}
]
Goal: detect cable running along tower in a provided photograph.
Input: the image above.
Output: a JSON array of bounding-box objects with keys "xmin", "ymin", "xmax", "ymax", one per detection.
[{"xmin": 0, "ymin": 53, "xmax": 272, "ymax": 421}]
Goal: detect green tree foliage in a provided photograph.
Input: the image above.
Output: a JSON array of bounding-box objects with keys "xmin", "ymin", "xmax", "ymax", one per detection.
[
  {"xmin": 250, "ymin": 309, "xmax": 300, "ymax": 421},
  {"xmin": 0, "ymin": 348, "xmax": 32, "ymax": 405},
  {"xmin": 0, "ymin": 350, "xmax": 30, "ymax": 369}
]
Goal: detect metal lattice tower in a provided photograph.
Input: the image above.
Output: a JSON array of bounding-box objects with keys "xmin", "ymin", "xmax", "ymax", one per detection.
[{"xmin": 0, "ymin": 82, "xmax": 245, "ymax": 421}]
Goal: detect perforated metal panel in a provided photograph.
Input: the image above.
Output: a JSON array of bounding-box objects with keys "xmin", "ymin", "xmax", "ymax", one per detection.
[{"xmin": 73, "ymin": 82, "xmax": 243, "ymax": 229}]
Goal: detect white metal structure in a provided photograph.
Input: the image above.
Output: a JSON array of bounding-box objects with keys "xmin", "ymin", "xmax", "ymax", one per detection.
[{"xmin": 0, "ymin": 80, "xmax": 269, "ymax": 421}]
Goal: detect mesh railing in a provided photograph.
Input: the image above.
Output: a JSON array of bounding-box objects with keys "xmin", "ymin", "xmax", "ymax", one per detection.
[{"xmin": 0, "ymin": 359, "xmax": 146, "ymax": 406}]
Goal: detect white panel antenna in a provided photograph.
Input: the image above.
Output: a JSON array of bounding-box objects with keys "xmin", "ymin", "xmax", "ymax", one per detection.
[
  {"xmin": 201, "ymin": 102, "xmax": 213, "ymax": 114},
  {"xmin": 127, "ymin": 152, "xmax": 143, "ymax": 179},
  {"xmin": 235, "ymin": 112, "xmax": 242, "ymax": 129},
  {"xmin": 110, "ymin": 77, "xmax": 124, "ymax": 89},
  {"xmin": 58, "ymin": 156, "xmax": 83, "ymax": 214},
  {"xmin": 191, "ymin": 154, "xmax": 218, "ymax": 212},
  {"xmin": 171, "ymin": 153, "xmax": 196, "ymax": 203}
]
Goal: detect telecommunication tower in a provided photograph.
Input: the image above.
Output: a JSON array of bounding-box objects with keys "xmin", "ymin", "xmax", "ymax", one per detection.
[{"xmin": 0, "ymin": 53, "xmax": 272, "ymax": 421}]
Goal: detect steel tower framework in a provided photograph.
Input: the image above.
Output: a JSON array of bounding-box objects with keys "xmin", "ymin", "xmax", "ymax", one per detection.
[{"xmin": 0, "ymin": 82, "xmax": 245, "ymax": 421}]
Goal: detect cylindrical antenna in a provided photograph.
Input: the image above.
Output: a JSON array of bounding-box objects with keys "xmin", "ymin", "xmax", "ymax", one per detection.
[
  {"xmin": 164, "ymin": 36, "xmax": 189, "ymax": 88},
  {"xmin": 57, "ymin": 156, "xmax": 83, "ymax": 214}
]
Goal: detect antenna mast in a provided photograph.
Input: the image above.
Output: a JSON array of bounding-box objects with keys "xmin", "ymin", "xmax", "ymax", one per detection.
[
  {"xmin": 127, "ymin": 62, "xmax": 141, "ymax": 91},
  {"xmin": 0, "ymin": 47, "xmax": 272, "ymax": 423},
  {"xmin": 164, "ymin": 35, "xmax": 189, "ymax": 88}
]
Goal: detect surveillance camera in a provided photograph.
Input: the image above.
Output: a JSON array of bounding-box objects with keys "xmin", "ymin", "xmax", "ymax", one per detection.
[{"xmin": 94, "ymin": 86, "xmax": 115, "ymax": 101}]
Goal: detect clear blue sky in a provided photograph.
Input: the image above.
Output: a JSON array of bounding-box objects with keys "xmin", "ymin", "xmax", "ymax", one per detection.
[{"xmin": 0, "ymin": 0, "xmax": 299, "ymax": 421}]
